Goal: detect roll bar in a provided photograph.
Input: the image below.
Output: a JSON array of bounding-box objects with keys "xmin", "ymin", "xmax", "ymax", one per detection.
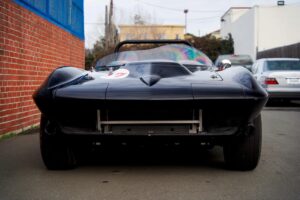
[{"xmin": 114, "ymin": 40, "xmax": 193, "ymax": 53}]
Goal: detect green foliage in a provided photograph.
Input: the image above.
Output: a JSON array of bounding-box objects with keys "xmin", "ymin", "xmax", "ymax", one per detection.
[
  {"xmin": 85, "ymin": 37, "xmax": 114, "ymax": 70},
  {"xmin": 221, "ymin": 33, "xmax": 234, "ymax": 55},
  {"xmin": 0, "ymin": 132, "xmax": 17, "ymax": 141},
  {"xmin": 85, "ymin": 50, "xmax": 94, "ymax": 70},
  {"xmin": 133, "ymin": 14, "xmax": 146, "ymax": 25},
  {"xmin": 0, "ymin": 125, "xmax": 39, "ymax": 142},
  {"xmin": 187, "ymin": 33, "xmax": 234, "ymax": 62}
]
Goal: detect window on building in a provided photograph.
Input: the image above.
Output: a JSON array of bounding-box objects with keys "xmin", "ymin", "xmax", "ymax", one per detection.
[{"xmin": 14, "ymin": 0, "xmax": 84, "ymax": 39}]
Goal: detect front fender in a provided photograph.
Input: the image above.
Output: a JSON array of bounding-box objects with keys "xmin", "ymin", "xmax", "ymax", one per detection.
[{"xmin": 33, "ymin": 66, "xmax": 87, "ymax": 115}]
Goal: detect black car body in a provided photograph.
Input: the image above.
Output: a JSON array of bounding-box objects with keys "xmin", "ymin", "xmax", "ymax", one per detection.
[{"xmin": 33, "ymin": 40, "xmax": 268, "ymax": 170}]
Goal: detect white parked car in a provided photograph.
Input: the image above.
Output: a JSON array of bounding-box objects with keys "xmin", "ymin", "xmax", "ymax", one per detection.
[{"xmin": 252, "ymin": 58, "xmax": 300, "ymax": 100}]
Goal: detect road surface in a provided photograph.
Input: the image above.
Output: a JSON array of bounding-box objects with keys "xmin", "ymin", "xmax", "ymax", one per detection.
[{"xmin": 0, "ymin": 103, "xmax": 300, "ymax": 200}]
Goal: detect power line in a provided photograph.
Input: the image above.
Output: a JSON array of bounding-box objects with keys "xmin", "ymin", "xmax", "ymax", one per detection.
[
  {"xmin": 135, "ymin": 0, "xmax": 224, "ymax": 13},
  {"xmin": 189, "ymin": 16, "xmax": 220, "ymax": 21},
  {"xmin": 84, "ymin": 15, "xmax": 219, "ymax": 25}
]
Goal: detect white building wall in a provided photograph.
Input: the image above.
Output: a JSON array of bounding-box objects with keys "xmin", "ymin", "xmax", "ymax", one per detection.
[
  {"xmin": 220, "ymin": 8, "xmax": 250, "ymax": 38},
  {"xmin": 257, "ymin": 6, "xmax": 300, "ymax": 52},
  {"xmin": 220, "ymin": 14, "xmax": 232, "ymax": 38},
  {"xmin": 231, "ymin": 8, "xmax": 256, "ymax": 60},
  {"xmin": 221, "ymin": 5, "xmax": 300, "ymax": 60}
]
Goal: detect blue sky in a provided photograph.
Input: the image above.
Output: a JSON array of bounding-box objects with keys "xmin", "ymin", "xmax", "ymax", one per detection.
[{"xmin": 84, "ymin": 0, "xmax": 300, "ymax": 48}]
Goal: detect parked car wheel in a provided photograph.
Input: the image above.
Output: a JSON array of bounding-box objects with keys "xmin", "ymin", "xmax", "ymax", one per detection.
[
  {"xmin": 223, "ymin": 114, "xmax": 262, "ymax": 171},
  {"xmin": 40, "ymin": 115, "xmax": 77, "ymax": 170}
]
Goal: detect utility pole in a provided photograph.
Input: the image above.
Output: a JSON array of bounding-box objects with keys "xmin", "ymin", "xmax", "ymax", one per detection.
[
  {"xmin": 184, "ymin": 9, "xmax": 188, "ymax": 34},
  {"xmin": 104, "ymin": 5, "xmax": 108, "ymax": 47},
  {"xmin": 104, "ymin": 0, "xmax": 118, "ymax": 49}
]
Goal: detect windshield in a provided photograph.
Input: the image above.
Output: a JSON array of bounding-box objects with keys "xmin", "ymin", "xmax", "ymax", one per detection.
[
  {"xmin": 266, "ymin": 60, "xmax": 300, "ymax": 71},
  {"xmin": 95, "ymin": 44, "xmax": 213, "ymax": 71}
]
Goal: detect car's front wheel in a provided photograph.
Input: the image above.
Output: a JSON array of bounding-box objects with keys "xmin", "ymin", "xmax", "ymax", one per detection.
[
  {"xmin": 40, "ymin": 115, "xmax": 77, "ymax": 170},
  {"xmin": 223, "ymin": 114, "xmax": 262, "ymax": 171}
]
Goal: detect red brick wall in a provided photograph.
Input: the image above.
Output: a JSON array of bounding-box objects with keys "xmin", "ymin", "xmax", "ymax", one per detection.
[{"xmin": 0, "ymin": 0, "xmax": 85, "ymax": 135}]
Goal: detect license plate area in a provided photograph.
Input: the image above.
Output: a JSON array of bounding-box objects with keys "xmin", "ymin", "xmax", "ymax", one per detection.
[
  {"xmin": 97, "ymin": 109, "xmax": 203, "ymax": 135},
  {"xmin": 287, "ymin": 78, "xmax": 300, "ymax": 84},
  {"xmin": 111, "ymin": 124, "xmax": 190, "ymax": 135}
]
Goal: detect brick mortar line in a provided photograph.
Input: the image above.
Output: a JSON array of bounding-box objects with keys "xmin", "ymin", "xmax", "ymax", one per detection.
[
  {"xmin": 0, "ymin": 61, "xmax": 75, "ymax": 70},
  {"xmin": 0, "ymin": 49, "xmax": 75, "ymax": 60},
  {"xmin": 0, "ymin": 119, "xmax": 39, "ymax": 130},
  {"xmin": 0, "ymin": 49, "xmax": 79, "ymax": 62},
  {"xmin": 0, "ymin": 34, "xmax": 72, "ymax": 53},
  {"xmin": 0, "ymin": 73, "xmax": 51, "ymax": 77},
  {"xmin": 0, "ymin": 112, "xmax": 40, "ymax": 125},
  {"xmin": 1, "ymin": 90, "xmax": 37, "ymax": 93},
  {"xmin": 0, "ymin": 55, "xmax": 74, "ymax": 65},
  {"xmin": 0, "ymin": 85, "xmax": 40, "ymax": 87},
  {"xmin": 0, "ymin": 99, "xmax": 33, "ymax": 105},
  {"xmin": 0, "ymin": 95, "xmax": 35, "ymax": 100},
  {"xmin": 0, "ymin": 29, "xmax": 82, "ymax": 51},
  {"xmin": 0, "ymin": 107, "xmax": 38, "ymax": 118},
  {"xmin": 0, "ymin": 104, "xmax": 36, "ymax": 113}
]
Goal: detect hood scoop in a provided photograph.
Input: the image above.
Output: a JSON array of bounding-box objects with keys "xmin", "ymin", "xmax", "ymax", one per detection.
[{"xmin": 140, "ymin": 75, "xmax": 161, "ymax": 86}]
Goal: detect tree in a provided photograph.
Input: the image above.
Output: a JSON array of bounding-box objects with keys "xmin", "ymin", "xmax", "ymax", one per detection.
[
  {"xmin": 85, "ymin": 36, "xmax": 114, "ymax": 70},
  {"xmin": 133, "ymin": 14, "xmax": 145, "ymax": 25},
  {"xmin": 186, "ymin": 33, "xmax": 234, "ymax": 62},
  {"xmin": 220, "ymin": 33, "xmax": 234, "ymax": 55},
  {"xmin": 85, "ymin": 49, "xmax": 94, "ymax": 69}
]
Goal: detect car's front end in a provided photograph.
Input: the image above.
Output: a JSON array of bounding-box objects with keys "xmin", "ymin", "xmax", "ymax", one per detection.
[{"xmin": 33, "ymin": 41, "xmax": 268, "ymax": 171}]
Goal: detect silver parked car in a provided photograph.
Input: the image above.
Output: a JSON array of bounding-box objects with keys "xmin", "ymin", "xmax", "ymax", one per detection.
[{"xmin": 252, "ymin": 58, "xmax": 300, "ymax": 100}]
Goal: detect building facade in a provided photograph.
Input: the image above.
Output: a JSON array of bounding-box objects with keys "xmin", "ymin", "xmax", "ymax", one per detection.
[
  {"xmin": 220, "ymin": 5, "xmax": 300, "ymax": 60},
  {"xmin": 0, "ymin": 0, "xmax": 85, "ymax": 136},
  {"xmin": 118, "ymin": 25, "xmax": 185, "ymax": 41},
  {"xmin": 220, "ymin": 7, "xmax": 251, "ymax": 39}
]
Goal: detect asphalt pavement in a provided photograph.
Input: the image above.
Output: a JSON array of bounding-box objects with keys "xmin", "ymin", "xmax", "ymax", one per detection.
[{"xmin": 0, "ymin": 102, "xmax": 300, "ymax": 200}]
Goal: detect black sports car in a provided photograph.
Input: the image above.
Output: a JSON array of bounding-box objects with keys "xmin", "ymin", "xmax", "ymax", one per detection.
[{"xmin": 33, "ymin": 40, "xmax": 268, "ymax": 170}]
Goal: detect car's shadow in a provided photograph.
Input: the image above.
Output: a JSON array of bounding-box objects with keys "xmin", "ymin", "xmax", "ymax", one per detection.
[{"xmin": 75, "ymin": 145, "xmax": 226, "ymax": 170}]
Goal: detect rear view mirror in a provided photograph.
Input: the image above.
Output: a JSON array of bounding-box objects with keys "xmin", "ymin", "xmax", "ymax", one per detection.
[{"xmin": 218, "ymin": 59, "xmax": 231, "ymax": 71}]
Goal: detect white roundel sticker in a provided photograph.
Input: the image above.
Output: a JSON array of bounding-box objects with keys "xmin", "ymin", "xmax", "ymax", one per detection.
[{"xmin": 102, "ymin": 69, "xmax": 129, "ymax": 79}]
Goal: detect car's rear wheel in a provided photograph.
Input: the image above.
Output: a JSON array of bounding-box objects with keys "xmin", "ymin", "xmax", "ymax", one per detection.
[
  {"xmin": 223, "ymin": 114, "xmax": 262, "ymax": 171},
  {"xmin": 40, "ymin": 115, "xmax": 77, "ymax": 170}
]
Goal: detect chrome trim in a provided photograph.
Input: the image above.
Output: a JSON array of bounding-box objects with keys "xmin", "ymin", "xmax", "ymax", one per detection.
[{"xmin": 97, "ymin": 109, "xmax": 203, "ymax": 134}]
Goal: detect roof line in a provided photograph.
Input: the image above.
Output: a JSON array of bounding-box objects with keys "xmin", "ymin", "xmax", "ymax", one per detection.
[{"xmin": 221, "ymin": 7, "xmax": 251, "ymax": 20}]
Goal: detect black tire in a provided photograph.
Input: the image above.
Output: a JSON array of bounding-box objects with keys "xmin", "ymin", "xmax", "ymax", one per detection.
[
  {"xmin": 40, "ymin": 115, "xmax": 77, "ymax": 170},
  {"xmin": 223, "ymin": 114, "xmax": 262, "ymax": 171}
]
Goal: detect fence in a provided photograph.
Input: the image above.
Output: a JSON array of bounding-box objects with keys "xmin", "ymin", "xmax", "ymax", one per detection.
[{"xmin": 257, "ymin": 43, "xmax": 300, "ymax": 59}]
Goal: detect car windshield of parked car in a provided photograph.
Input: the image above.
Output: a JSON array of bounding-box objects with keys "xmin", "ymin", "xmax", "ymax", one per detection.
[
  {"xmin": 266, "ymin": 60, "xmax": 300, "ymax": 71},
  {"xmin": 95, "ymin": 44, "xmax": 213, "ymax": 71}
]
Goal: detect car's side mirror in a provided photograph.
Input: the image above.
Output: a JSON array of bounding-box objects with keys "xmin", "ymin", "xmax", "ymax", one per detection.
[{"xmin": 217, "ymin": 59, "xmax": 231, "ymax": 71}]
